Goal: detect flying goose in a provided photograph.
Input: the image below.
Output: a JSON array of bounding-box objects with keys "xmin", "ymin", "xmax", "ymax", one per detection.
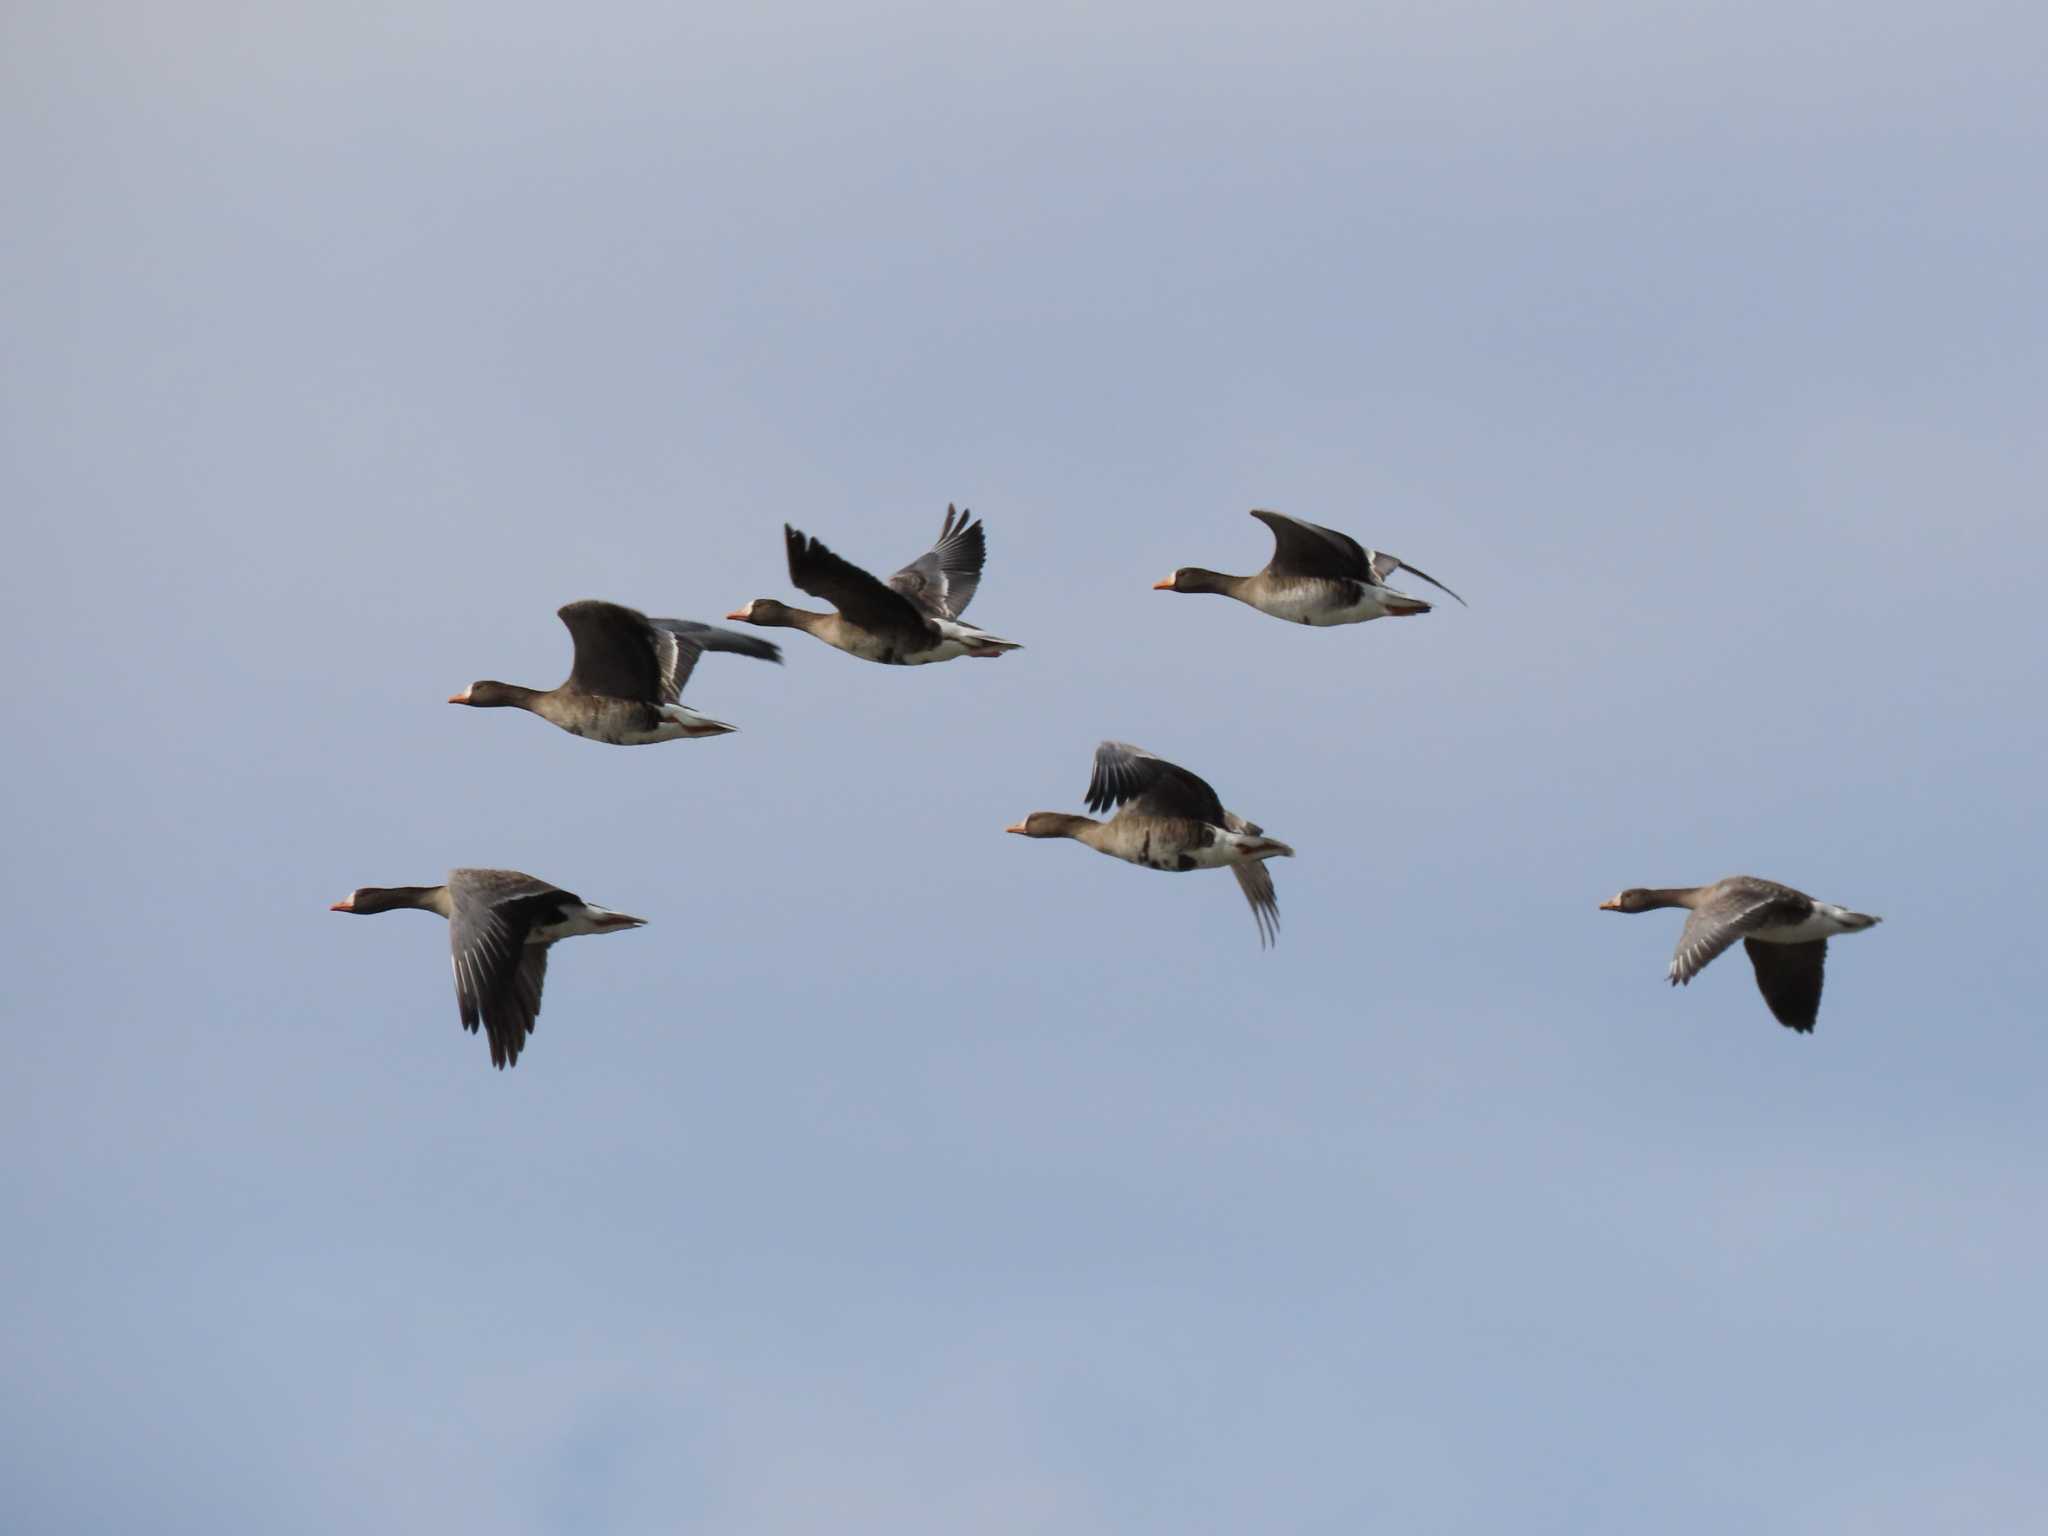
[
  {"xmin": 726, "ymin": 507, "xmax": 1020, "ymax": 665},
  {"xmin": 449, "ymin": 600, "xmax": 781, "ymax": 744},
  {"xmin": 1007, "ymin": 741, "xmax": 1294, "ymax": 947},
  {"xmin": 1154, "ymin": 509, "xmax": 1465, "ymax": 625},
  {"xmin": 329, "ymin": 868, "xmax": 646, "ymax": 1069},
  {"xmin": 1598, "ymin": 876, "xmax": 1882, "ymax": 1032}
]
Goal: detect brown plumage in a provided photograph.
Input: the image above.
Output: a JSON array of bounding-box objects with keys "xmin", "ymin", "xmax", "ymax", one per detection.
[
  {"xmin": 726, "ymin": 509, "xmax": 1021, "ymax": 665},
  {"xmin": 448, "ymin": 601, "xmax": 780, "ymax": 744},
  {"xmin": 1154, "ymin": 509, "xmax": 1465, "ymax": 627},
  {"xmin": 329, "ymin": 869, "xmax": 647, "ymax": 1068},
  {"xmin": 1598, "ymin": 876, "xmax": 1881, "ymax": 1033},
  {"xmin": 1007, "ymin": 742, "xmax": 1294, "ymax": 947}
]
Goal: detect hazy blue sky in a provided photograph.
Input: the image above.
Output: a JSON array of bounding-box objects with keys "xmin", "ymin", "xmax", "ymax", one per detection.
[{"xmin": 5, "ymin": 2, "xmax": 2045, "ymax": 1530}]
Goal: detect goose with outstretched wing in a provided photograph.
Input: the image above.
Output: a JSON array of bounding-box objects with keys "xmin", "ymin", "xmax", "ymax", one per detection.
[
  {"xmin": 1155, "ymin": 509, "xmax": 1465, "ymax": 627},
  {"xmin": 1599, "ymin": 875, "xmax": 1881, "ymax": 1033},
  {"xmin": 726, "ymin": 507, "xmax": 1021, "ymax": 665},
  {"xmin": 449, "ymin": 600, "xmax": 780, "ymax": 743},
  {"xmin": 330, "ymin": 869, "xmax": 646, "ymax": 1068},
  {"xmin": 1007, "ymin": 741, "xmax": 1294, "ymax": 947}
]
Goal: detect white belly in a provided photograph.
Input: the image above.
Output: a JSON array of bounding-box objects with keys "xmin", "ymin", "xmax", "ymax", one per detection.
[
  {"xmin": 923, "ymin": 619, "xmax": 1014, "ymax": 660},
  {"xmin": 904, "ymin": 635, "xmax": 974, "ymax": 664},
  {"xmin": 1251, "ymin": 585, "xmax": 1420, "ymax": 626},
  {"xmin": 1750, "ymin": 903, "xmax": 1866, "ymax": 943},
  {"xmin": 1184, "ymin": 832, "xmax": 1277, "ymax": 868}
]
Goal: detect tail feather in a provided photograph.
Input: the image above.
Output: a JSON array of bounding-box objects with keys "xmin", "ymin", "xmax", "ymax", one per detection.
[
  {"xmin": 962, "ymin": 629, "xmax": 1021, "ymax": 657},
  {"xmin": 662, "ymin": 704, "xmax": 737, "ymax": 736}
]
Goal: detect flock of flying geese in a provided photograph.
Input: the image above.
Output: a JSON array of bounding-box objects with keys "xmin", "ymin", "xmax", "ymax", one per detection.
[{"xmin": 330, "ymin": 507, "xmax": 1882, "ymax": 1069}]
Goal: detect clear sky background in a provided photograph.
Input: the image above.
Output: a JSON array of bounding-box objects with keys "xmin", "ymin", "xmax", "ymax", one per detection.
[{"xmin": 4, "ymin": 2, "xmax": 2045, "ymax": 1530}]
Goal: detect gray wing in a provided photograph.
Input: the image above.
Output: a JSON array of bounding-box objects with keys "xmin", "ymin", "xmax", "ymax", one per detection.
[
  {"xmin": 1085, "ymin": 741, "xmax": 1228, "ymax": 824},
  {"xmin": 447, "ymin": 870, "xmax": 562, "ymax": 1069},
  {"xmin": 888, "ymin": 505, "xmax": 987, "ymax": 619},
  {"xmin": 1668, "ymin": 887, "xmax": 1800, "ymax": 985},
  {"xmin": 1367, "ymin": 550, "xmax": 1467, "ymax": 606},
  {"xmin": 646, "ymin": 618, "xmax": 783, "ymax": 704},
  {"xmin": 558, "ymin": 600, "xmax": 663, "ymax": 702},
  {"xmin": 1744, "ymin": 939, "xmax": 1826, "ymax": 1032},
  {"xmin": 448, "ymin": 868, "xmax": 561, "ymax": 907},
  {"xmin": 1232, "ymin": 862, "xmax": 1281, "ymax": 949},
  {"xmin": 1250, "ymin": 510, "xmax": 1374, "ymax": 581},
  {"xmin": 785, "ymin": 525, "xmax": 933, "ymax": 644}
]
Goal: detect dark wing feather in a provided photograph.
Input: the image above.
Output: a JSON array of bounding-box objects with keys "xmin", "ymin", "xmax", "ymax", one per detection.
[
  {"xmin": 1745, "ymin": 940, "xmax": 1826, "ymax": 1032},
  {"xmin": 1368, "ymin": 550, "xmax": 1468, "ymax": 606},
  {"xmin": 557, "ymin": 600, "xmax": 663, "ymax": 702},
  {"xmin": 1232, "ymin": 862, "xmax": 1281, "ymax": 949},
  {"xmin": 784, "ymin": 525, "xmax": 932, "ymax": 643},
  {"xmin": 509, "ymin": 946, "xmax": 548, "ymax": 1045},
  {"xmin": 646, "ymin": 618, "xmax": 782, "ymax": 704},
  {"xmin": 447, "ymin": 871, "xmax": 566, "ymax": 1069},
  {"xmin": 1250, "ymin": 510, "xmax": 1374, "ymax": 581},
  {"xmin": 1085, "ymin": 741, "xmax": 1228, "ymax": 824},
  {"xmin": 1668, "ymin": 884, "xmax": 1808, "ymax": 985},
  {"xmin": 888, "ymin": 505, "xmax": 987, "ymax": 619}
]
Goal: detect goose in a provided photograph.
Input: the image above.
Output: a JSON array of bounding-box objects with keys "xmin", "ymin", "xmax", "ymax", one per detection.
[
  {"xmin": 1006, "ymin": 741, "xmax": 1295, "ymax": 947},
  {"xmin": 449, "ymin": 600, "xmax": 780, "ymax": 744},
  {"xmin": 329, "ymin": 868, "xmax": 646, "ymax": 1069},
  {"xmin": 1598, "ymin": 876, "xmax": 1881, "ymax": 1032},
  {"xmin": 726, "ymin": 507, "xmax": 1021, "ymax": 664},
  {"xmin": 1154, "ymin": 509, "xmax": 1466, "ymax": 626}
]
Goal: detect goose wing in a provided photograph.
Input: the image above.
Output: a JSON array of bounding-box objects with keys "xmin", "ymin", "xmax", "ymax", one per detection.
[
  {"xmin": 1668, "ymin": 881, "xmax": 1810, "ymax": 985},
  {"xmin": 647, "ymin": 618, "xmax": 782, "ymax": 704},
  {"xmin": 1231, "ymin": 862, "xmax": 1281, "ymax": 949},
  {"xmin": 1084, "ymin": 741, "xmax": 1228, "ymax": 824},
  {"xmin": 1252, "ymin": 510, "xmax": 1466, "ymax": 604},
  {"xmin": 446, "ymin": 869, "xmax": 569, "ymax": 1069},
  {"xmin": 888, "ymin": 505, "xmax": 987, "ymax": 619},
  {"xmin": 1250, "ymin": 510, "xmax": 1374, "ymax": 581},
  {"xmin": 785, "ymin": 524, "xmax": 932, "ymax": 644},
  {"xmin": 558, "ymin": 600, "xmax": 663, "ymax": 702},
  {"xmin": 1744, "ymin": 940, "xmax": 1827, "ymax": 1032},
  {"xmin": 1367, "ymin": 550, "xmax": 1467, "ymax": 606}
]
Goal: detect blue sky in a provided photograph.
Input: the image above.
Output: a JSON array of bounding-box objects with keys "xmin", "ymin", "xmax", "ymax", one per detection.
[{"xmin": 4, "ymin": 2, "xmax": 2045, "ymax": 1530}]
